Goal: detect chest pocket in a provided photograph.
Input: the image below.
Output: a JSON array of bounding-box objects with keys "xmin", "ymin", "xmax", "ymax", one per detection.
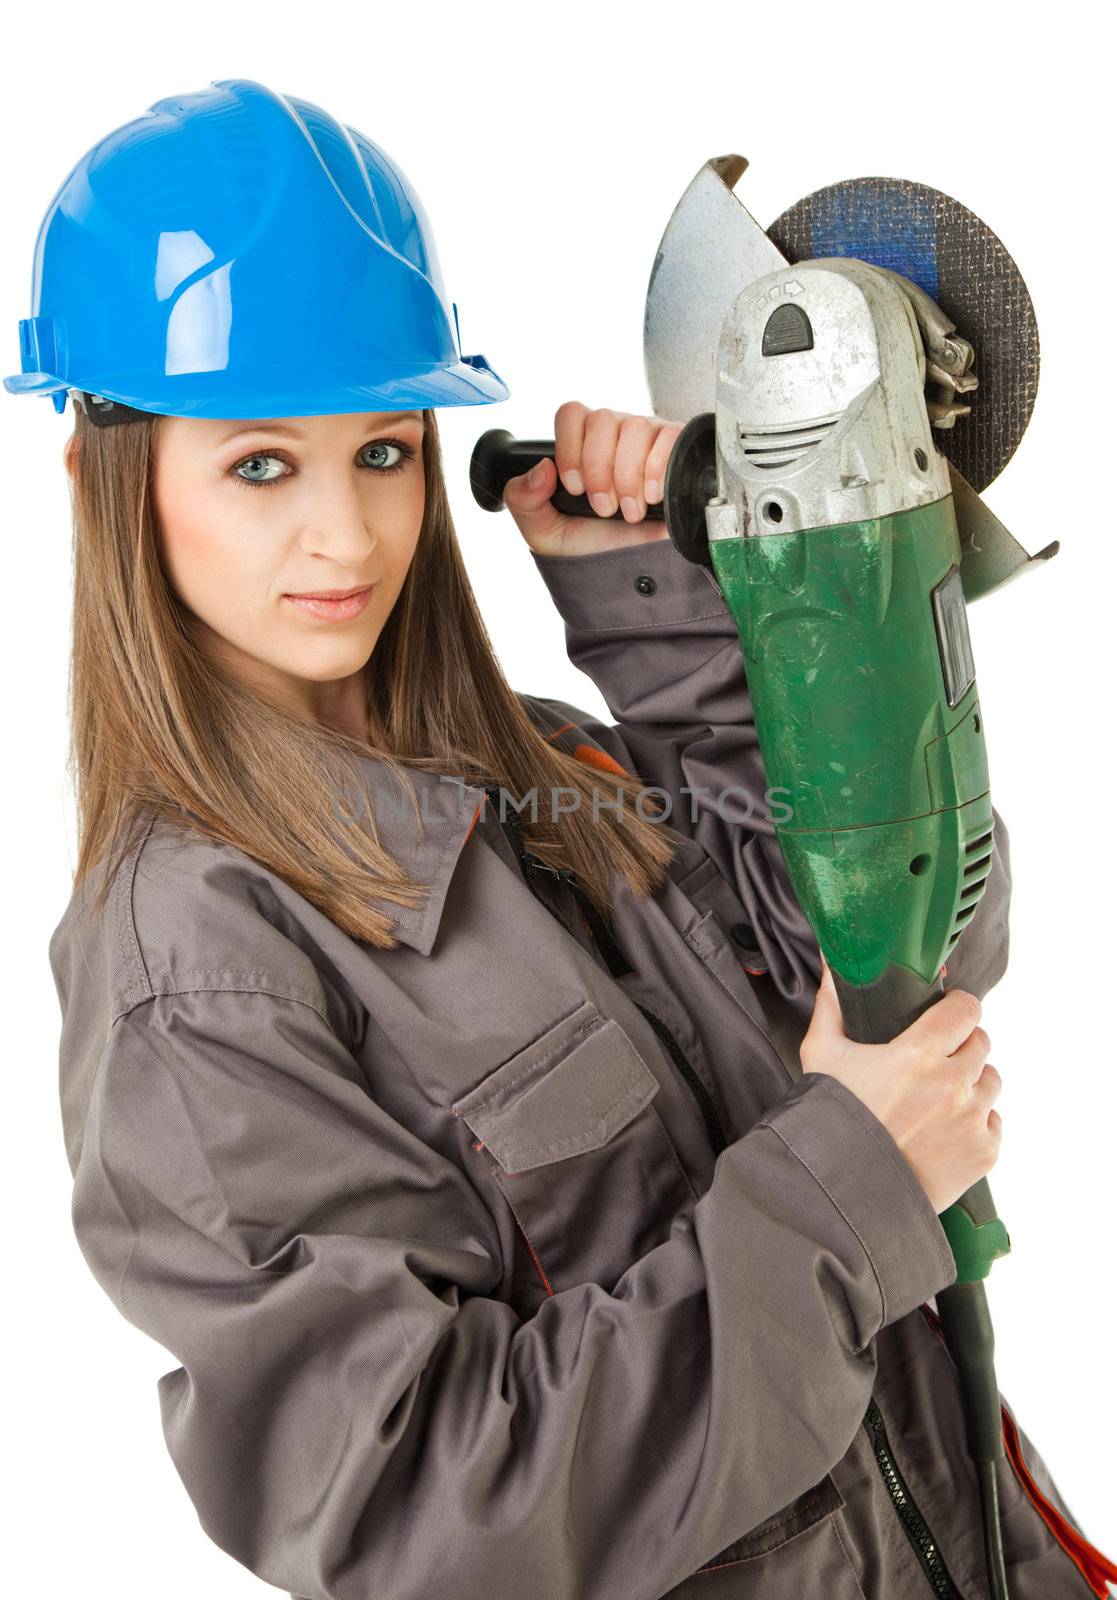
[{"xmin": 451, "ymin": 998, "xmax": 698, "ymax": 1313}]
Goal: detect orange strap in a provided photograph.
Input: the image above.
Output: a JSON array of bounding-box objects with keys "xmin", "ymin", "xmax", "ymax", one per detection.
[
  {"xmin": 919, "ymin": 1305, "xmax": 1117, "ymax": 1595},
  {"xmin": 571, "ymin": 740, "xmax": 629, "ymax": 777},
  {"xmin": 999, "ymin": 1402, "xmax": 1117, "ymax": 1597}
]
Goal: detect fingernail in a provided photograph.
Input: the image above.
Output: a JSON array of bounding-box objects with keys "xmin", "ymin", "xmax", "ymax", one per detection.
[
  {"xmin": 645, "ymin": 478, "xmax": 661, "ymax": 503},
  {"xmin": 526, "ymin": 462, "xmax": 544, "ymax": 488},
  {"xmin": 563, "ymin": 468, "xmax": 584, "ymax": 495},
  {"xmin": 620, "ymin": 496, "xmax": 641, "ymax": 522},
  {"xmin": 591, "ymin": 491, "xmax": 614, "ymax": 517}
]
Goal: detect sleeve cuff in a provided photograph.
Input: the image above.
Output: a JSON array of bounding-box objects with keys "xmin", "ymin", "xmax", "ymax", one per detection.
[
  {"xmin": 755, "ymin": 1073, "xmax": 958, "ymax": 1326},
  {"xmin": 531, "ymin": 535, "xmax": 729, "ymax": 632}
]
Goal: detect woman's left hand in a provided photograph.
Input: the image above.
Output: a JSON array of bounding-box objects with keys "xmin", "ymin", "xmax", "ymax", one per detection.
[{"xmin": 502, "ymin": 401, "xmax": 681, "ymax": 557}]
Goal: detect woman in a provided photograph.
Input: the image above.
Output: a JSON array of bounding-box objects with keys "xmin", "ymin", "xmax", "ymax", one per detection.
[{"xmin": 12, "ymin": 78, "xmax": 1110, "ymax": 1600}]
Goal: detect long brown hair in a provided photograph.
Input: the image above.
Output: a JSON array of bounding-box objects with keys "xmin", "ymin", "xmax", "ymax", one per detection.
[{"xmin": 64, "ymin": 404, "xmax": 678, "ymax": 947}]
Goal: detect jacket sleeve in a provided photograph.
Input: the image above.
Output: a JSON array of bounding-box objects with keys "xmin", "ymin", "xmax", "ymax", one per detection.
[
  {"xmin": 529, "ymin": 534, "xmax": 1013, "ymax": 1007},
  {"xmin": 69, "ymin": 982, "xmax": 958, "ymax": 1600},
  {"xmin": 530, "ymin": 535, "xmax": 821, "ymax": 1005}
]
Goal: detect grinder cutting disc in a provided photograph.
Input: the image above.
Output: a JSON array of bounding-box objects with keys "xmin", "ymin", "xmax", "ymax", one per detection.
[{"xmin": 767, "ymin": 177, "xmax": 1039, "ymax": 494}]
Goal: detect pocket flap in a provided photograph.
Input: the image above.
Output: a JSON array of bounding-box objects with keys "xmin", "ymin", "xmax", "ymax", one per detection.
[
  {"xmin": 452, "ymin": 1000, "xmax": 660, "ymax": 1173},
  {"xmin": 696, "ymin": 1473, "xmax": 845, "ymax": 1570}
]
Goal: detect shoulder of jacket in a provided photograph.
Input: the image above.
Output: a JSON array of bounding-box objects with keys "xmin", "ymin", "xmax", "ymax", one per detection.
[
  {"xmin": 51, "ymin": 811, "xmax": 370, "ymax": 1181},
  {"xmin": 516, "ymin": 689, "xmax": 635, "ymax": 780},
  {"xmin": 50, "ymin": 808, "xmax": 351, "ymax": 1030},
  {"xmin": 517, "ymin": 690, "xmax": 613, "ymax": 759}
]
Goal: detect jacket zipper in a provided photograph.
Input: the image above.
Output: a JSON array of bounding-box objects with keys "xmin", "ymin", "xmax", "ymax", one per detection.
[
  {"xmin": 486, "ymin": 786, "xmax": 964, "ymax": 1592},
  {"xmin": 862, "ymin": 1397, "xmax": 965, "ymax": 1600},
  {"xmin": 629, "ymin": 1001, "xmax": 728, "ymax": 1158}
]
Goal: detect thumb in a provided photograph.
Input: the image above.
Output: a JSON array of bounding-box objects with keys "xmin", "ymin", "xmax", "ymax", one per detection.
[
  {"xmin": 803, "ymin": 955, "xmax": 846, "ymax": 1052},
  {"xmin": 501, "ymin": 455, "xmax": 567, "ymax": 554}
]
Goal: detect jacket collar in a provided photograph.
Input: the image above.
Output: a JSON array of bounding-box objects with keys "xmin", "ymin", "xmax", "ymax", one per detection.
[{"xmin": 340, "ymin": 751, "xmax": 488, "ymax": 955}]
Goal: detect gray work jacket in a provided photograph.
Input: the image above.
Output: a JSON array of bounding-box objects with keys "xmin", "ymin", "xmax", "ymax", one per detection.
[{"xmin": 51, "ymin": 533, "xmax": 1094, "ymax": 1598}]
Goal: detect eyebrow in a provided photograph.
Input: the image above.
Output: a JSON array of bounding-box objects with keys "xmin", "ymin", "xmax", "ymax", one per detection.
[{"xmin": 217, "ymin": 412, "xmax": 424, "ymax": 445}]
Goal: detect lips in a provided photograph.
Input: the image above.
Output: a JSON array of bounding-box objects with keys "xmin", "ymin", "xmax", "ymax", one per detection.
[
  {"xmin": 283, "ymin": 584, "xmax": 375, "ymax": 622},
  {"xmin": 285, "ymin": 584, "xmax": 373, "ymax": 601}
]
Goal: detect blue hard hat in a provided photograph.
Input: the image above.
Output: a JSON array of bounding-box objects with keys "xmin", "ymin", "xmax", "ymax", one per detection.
[{"xmin": 4, "ymin": 79, "xmax": 509, "ymax": 419}]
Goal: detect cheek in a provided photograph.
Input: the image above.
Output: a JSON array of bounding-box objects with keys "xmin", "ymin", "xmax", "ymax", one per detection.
[
  {"xmin": 158, "ymin": 494, "xmax": 275, "ymax": 629},
  {"xmin": 378, "ymin": 476, "xmax": 426, "ymax": 582}
]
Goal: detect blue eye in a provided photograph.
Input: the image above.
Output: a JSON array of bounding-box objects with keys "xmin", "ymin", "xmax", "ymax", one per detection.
[
  {"xmin": 359, "ymin": 440, "xmax": 406, "ymax": 471},
  {"xmin": 234, "ymin": 453, "xmax": 288, "ymax": 485},
  {"xmin": 230, "ymin": 438, "xmax": 416, "ymax": 489}
]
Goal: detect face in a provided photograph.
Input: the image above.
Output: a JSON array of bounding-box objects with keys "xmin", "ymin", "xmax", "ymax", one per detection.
[{"xmin": 146, "ymin": 408, "xmax": 426, "ymax": 736}]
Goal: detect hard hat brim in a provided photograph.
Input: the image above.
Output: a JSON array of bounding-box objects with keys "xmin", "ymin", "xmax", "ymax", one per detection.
[
  {"xmin": 3, "ymin": 355, "xmax": 509, "ymax": 417},
  {"xmin": 4, "ymin": 370, "xmax": 61, "ymax": 396}
]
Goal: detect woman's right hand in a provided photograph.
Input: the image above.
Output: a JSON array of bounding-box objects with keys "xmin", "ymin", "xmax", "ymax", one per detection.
[{"xmin": 800, "ymin": 960, "xmax": 1003, "ymax": 1214}]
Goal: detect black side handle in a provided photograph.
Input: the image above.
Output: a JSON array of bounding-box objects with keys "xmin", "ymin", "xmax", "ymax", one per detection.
[{"xmin": 469, "ymin": 429, "xmax": 665, "ymax": 522}]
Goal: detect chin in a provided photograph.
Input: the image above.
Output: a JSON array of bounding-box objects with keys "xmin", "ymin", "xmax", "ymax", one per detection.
[{"xmin": 290, "ymin": 646, "xmax": 375, "ymax": 683}]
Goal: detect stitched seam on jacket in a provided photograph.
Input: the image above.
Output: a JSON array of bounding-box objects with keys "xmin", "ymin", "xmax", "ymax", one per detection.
[
  {"xmin": 556, "ymin": 605, "xmax": 727, "ymax": 634},
  {"xmin": 821, "ymin": 1081, "xmax": 957, "ymax": 1285},
  {"xmin": 491, "ymin": 1079, "xmax": 652, "ymax": 1167},
  {"xmin": 699, "ymin": 1481, "xmax": 840, "ymax": 1567},
  {"xmin": 755, "ymin": 1120, "xmax": 887, "ymax": 1329},
  {"xmin": 112, "ymin": 810, "xmax": 157, "ymax": 1010},
  {"xmin": 830, "ymin": 1517, "xmax": 868, "ymax": 1596},
  {"xmin": 467, "ymin": 1012, "xmax": 600, "ymax": 1112},
  {"xmin": 484, "ymin": 1163, "xmax": 556, "ymax": 1296},
  {"xmin": 386, "ymin": 787, "xmax": 485, "ymax": 946},
  {"xmin": 111, "ymin": 982, "xmax": 332, "ymax": 1027},
  {"xmin": 681, "ymin": 916, "xmax": 786, "ymax": 1073},
  {"xmin": 651, "ymin": 1105, "xmax": 701, "ymax": 1203},
  {"xmin": 763, "ymin": 1079, "xmax": 955, "ymax": 1290},
  {"xmin": 151, "ymin": 966, "xmax": 329, "ymax": 994}
]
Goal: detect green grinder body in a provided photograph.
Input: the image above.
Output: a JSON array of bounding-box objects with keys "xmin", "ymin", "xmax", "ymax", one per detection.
[
  {"xmin": 709, "ymin": 493, "xmax": 996, "ymax": 993},
  {"xmin": 709, "ymin": 492, "xmax": 1010, "ymax": 1282}
]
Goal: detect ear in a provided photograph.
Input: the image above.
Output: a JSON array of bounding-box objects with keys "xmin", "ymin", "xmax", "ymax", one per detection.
[{"xmin": 63, "ymin": 434, "xmax": 79, "ymax": 479}]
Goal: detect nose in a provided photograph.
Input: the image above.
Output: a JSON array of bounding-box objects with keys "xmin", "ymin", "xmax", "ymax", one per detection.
[{"xmin": 298, "ymin": 471, "xmax": 380, "ymax": 565}]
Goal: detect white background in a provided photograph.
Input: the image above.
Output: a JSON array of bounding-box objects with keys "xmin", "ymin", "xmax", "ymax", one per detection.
[{"xmin": 2, "ymin": 3, "xmax": 1112, "ymax": 1594}]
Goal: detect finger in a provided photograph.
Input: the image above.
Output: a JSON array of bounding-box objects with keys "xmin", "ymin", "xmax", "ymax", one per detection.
[
  {"xmin": 581, "ymin": 410, "xmax": 623, "ymax": 517},
  {"xmin": 643, "ymin": 420, "xmax": 682, "ymax": 505},
  {"xmin": 501, "ymin": 455, "xmax": 566, "ymax": 548},
  {"xmin": 802, "ymin": 958, "xmax": 846, "ymax": 1057},
  {"xmin": 987, "ymin": 1108, "xmax": 1003, "ymax": 1141},
  {"xmin": 554, "ymin": 401, "xmax": 589, "ymax": 497},
  {"xmin": 614, "ymin": 415, "xmax": 660, "ymax": 523},
  {"xmin": 902, "ymin": 986, "xmax": 982, "ymax": 1058},
  {"xmin": 949, "ymin": 1024, "xmax": 992, "ymax": 1087},
  {"xmin": 971, "ymin": 1059, "xmax": 1002, "ymax": 1107}
]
